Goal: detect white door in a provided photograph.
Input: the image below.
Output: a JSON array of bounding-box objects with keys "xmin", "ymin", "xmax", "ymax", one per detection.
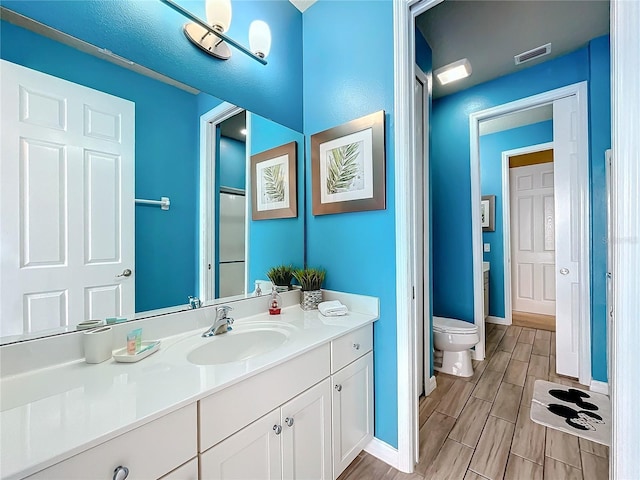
[
  {"xmin": 281, "ymin": 378, "xmax": 332, "ymax": 480},
  {"xmin": 0, "ymin": 60, "xmax": 135, "ymax": 336},
  {"xmin": 413, "ymin": 67, "xmax": 430, "ymax": 401},
  {"xmin": 332, "ymin": 352, "xmax": 374, "ymax": 479},
  {"xmin": 553, "ymin": 95, "xmax": 582, "ymax": 378},
  {"xmin": 200, "ymin": 408, "xmax": 282, "ymax": 480},
  {"xmin": 510, "ymin": 161, "xmax": 556, "ymax": 316}
]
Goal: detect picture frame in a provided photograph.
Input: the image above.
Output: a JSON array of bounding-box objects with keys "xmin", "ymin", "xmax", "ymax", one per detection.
[
  {"xmin": 311, "ymin": 110, "xmax": 386, "ymax": 215},
  {"xmin": 481, "ymin": 195, "xmax": 496, "ymax": 232},
  {"xmin": 250, "ymin": 141, "xmax": 297, "ymax": 220}
]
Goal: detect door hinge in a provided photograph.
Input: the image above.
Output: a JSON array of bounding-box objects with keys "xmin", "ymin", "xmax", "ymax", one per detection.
[{"xmin": 208, "ymin": 263, "xmax": 212, "ymax": 270}]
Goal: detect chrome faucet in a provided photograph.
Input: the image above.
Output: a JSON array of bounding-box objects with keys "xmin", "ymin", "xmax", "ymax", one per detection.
[
  {"xmin": 202, "ymin": 305, "xmax": 234, "ymax": 337},
  {"xmin": 188, "ymin": 296, "xmax": 202, "ymax": 309}
]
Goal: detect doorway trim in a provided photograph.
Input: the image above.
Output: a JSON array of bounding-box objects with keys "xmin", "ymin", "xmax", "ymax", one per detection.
[
  {"xmin": 199, "ymin": 102, "xmax": 244, "ymax": 303},
  {"xmin": 469, "ymin": 83, "xmax": 591, "ymax": 385},
  {"xmin": 500, "ymin": 142, "xmax": 554, "ymax": 327}
]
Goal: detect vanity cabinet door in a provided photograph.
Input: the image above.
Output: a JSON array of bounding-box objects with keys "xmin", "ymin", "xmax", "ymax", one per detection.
[
  {"xmin": 331, "ymin": 352, "xmax": 374, "ymax": 479},
  {"xmin": 200, "ymin": 409, "xmax": 282, "ymax": 480},
  {"xmin": 281, "ymin": 378, "xmax": 332, "ymax": 480}
]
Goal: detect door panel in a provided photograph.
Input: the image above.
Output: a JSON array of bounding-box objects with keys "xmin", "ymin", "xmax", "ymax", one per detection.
[
  {"xmin": 0, "ymin": 60, "xmax": 134, "ymax": 336},
  {"xmin": 510, "ymin": 162, "xmax": 555, "ymax": 316}
]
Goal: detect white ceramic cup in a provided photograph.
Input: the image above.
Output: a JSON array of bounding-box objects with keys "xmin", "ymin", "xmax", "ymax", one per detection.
[{"xmin": 83, "ymin": 326, "xmax": 113, "ymax": 364}]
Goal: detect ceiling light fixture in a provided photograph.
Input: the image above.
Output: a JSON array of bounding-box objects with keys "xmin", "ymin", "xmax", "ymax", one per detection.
[
  {"xmin": 434, "ymin": 58, "xmax": 472, "ymax": 85},
  {"xmin": 240, "ymin": 128, "xmax": 247, "ymax": 135},
  {"xmin": 160, "ymin": 0, "xmax": 271, "ymax": 65}
]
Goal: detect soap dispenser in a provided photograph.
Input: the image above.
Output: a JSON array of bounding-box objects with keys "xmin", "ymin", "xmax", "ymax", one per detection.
[{"xmin": 268, "ymin": 287, "xmax": 282, "ymax": 315}]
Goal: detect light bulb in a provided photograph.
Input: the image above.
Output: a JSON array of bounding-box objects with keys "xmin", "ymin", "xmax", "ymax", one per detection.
[
  {"xmin": 205, "ymin": 0, "xmax": 232, "ymax": 33},
  {"xmin": 249, "ymin": 20, "xmax": 271, "ymax": 59}
]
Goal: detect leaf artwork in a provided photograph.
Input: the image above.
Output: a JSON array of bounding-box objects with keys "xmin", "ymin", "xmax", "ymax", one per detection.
[
  {"xmin": 263, "ymin": 163, "xmax": 285, "ymax": 203},
  {"xmin": 326, "ymin": 141, "xmax": 362, "ymax": 195}
]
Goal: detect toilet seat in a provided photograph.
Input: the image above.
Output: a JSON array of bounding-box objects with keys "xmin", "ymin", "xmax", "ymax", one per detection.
[{"xmin": 433, "ymin": 316, "xmax": 478, "ymax": 334}]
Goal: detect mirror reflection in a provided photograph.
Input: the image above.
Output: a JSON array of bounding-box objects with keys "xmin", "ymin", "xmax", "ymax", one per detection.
[{"xmin": 0, "ymin": 8, "xmax": 305, "ymax": 343}]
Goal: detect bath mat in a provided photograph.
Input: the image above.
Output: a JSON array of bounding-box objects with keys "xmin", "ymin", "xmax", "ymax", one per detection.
[{"xmin": 530, "ymin": 379, "xmax": 610, "ymax": 446}]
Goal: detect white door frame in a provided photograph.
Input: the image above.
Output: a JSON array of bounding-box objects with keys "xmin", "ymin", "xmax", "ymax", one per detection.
[
  {"xmin": 199, "ymin": 102, "xmax": 244, "ymax": 303},
  {"xmin": 610, "ymin": 1, "xmax": 640, "ymax": 478},
  {"xmin": 393, "ymin": 0, "xmax": 640, "ymax": 473},
  {"xmin": 500, "ymin": 142, "xmax": 554, "ymax": 326},
  {"xmin": 469, "ymin": 83, "xmax": 590, "ymax": 386}
]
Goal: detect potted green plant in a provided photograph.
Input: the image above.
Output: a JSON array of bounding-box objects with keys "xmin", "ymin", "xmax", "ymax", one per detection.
[
  {"xmin": 293, "ymin": 267, "xmax": 326, "ymax": 310},
  {"xmin": 266, "ymin": 265, "xmax": 295, "ymax": 292}
]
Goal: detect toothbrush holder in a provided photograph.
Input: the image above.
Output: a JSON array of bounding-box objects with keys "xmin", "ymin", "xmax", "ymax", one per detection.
[{"xmin": 83, "ymin": 326, "xmax": 113, "ymax": 364}]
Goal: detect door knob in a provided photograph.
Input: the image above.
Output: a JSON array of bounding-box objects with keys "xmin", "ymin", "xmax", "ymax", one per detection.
[
  {"xmin": 285, "ymin": 417, "xmax": 294, "ymax": 427},
  {"xmin": 117, "ymin": 269, "xmax": 132, "ymax": 278},
  {"xmin": 273, "ymin": 424, "xmax": 282, "ymax": 435},
  {"xmin": 560, "ymin": 268, "xmax": 569, "ymax": 275},
  {"xmin": 335, "ymin": 384, "xmax": 342, "ymax": 392}
]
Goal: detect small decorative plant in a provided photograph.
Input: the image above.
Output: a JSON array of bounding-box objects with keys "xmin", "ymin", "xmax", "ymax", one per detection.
[
  {"xmin": 266, "ymin": 265, "xmax": 295, "ymax": 288},
  {"xmin": 293, "ymin": 267, "xmax": 326, "ymax": 292}
]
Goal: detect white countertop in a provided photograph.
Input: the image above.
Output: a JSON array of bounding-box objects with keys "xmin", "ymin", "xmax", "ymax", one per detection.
[
  {"xmin": 0, "ymin": 301, "xmax": 378, "ymax": 479},
  {"xmin": 483, "ymin": 261, "xmax": 490, "ymax": 272}
]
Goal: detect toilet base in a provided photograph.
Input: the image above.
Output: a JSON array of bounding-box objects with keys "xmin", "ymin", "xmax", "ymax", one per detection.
[{"xmin": 434, "ymin": 349, "xmax": 474, "ymax": 377}]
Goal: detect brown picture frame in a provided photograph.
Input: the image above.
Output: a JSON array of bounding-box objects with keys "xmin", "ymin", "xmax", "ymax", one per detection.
[
  {"xmin": 481, "ymin": 195, "xmax": 496, "ymax": 232},
  {"xmin": 250, "ymin": 141, "xmax": 297, "ymax": 220},
  {"xmin": 311, "ymin": 110, "xmax": 386, "ymax": 215}
]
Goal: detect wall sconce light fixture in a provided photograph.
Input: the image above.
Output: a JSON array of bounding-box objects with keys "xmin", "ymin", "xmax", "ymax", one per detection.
[{"xmin": 160, "ymin": 0, "xmax": 271, "ymax": 65}]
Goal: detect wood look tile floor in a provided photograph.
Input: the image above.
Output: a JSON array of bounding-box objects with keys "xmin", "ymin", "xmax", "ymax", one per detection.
[{"xmin": 337, "ymin": 325, "xmax": 609, "ymax": 480}]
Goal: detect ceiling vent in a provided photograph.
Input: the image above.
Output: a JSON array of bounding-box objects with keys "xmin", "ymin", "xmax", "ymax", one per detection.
[{"xmin": 514, "ymin": 43, "xmax": 552, "ymax": 65}]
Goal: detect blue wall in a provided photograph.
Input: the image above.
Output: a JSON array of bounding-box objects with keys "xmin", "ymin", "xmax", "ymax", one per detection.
[
  {"xmin": 2, "ymin": 0, "xmax": 304, "ymax": 132},
  {"xmin": 432, "ymin": 37, "xmax": 610, "ymax": 381},
  {"xmin": 219, "ymin": 137, "xmax": 246, "ymax": 190},
  {"xmin": 480, "ymin": 120, "xmax": 553, "ymax": 318},
  {"xmin": 248, "ymin": 113, "xmax": 305, "ymax": 290},
  {"xmin": 1, "ymin": 20, "xmax": 207, "ymax": 313},
  {"xmin": 303, "ymin": 0, "xmax": 397, "ymax": 447}
]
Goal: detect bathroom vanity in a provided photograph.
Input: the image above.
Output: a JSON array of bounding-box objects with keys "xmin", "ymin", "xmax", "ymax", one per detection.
[{"xmin": 0, "ymin": 291, "xmax": 378, "ymax": 480}]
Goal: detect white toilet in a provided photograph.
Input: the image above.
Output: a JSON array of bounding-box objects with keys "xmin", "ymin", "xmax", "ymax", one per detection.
[{"xmin": 433, "ymin": 316, "xmax": 480, "ymax": 377}]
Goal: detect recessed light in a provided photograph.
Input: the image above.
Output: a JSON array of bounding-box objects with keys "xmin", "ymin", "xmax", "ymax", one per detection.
[
  {"xmin": 434, "ymin": 58, "xmax": 472, "ymax": 86},
  {"xmin": 240, "ymin": 128, "xmax": 247, "ymax": 135}
]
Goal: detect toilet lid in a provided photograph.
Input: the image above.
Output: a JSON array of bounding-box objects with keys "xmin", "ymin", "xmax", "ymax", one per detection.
[{"xmin": 433, "ymin": 317, "xmax": 478, "ymax": 334}]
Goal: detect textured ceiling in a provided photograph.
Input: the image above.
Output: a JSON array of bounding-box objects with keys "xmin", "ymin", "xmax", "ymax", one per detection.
[{"xmin": 417, "ymin": 0, "xmax": 610, "ymax": 98}]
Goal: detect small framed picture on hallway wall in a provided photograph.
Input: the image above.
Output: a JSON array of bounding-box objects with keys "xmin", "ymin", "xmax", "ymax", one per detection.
[{"xmin": 481, "ymin": 195, "xmax": 496, "ymax": 232}]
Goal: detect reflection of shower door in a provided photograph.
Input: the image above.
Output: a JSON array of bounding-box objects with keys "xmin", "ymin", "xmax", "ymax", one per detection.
[
  {"xmin": 0, "ymin": 60, "xmax": 135, "ymax": 337},
  {"xmin": 218, "ymin": 190, "xmax": 246, "ymax": 297},
  {"xmin": 510, "ymin": 162, "xmax": 556, "ymax": 316}
]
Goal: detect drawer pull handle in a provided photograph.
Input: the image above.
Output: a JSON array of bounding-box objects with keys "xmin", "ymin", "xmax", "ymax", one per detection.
[
  {"xmin": 285, "ymin": 417, "xmax": 294, "ymax": 427},
  {"xmin": 113, "ymin": 466, "xmax": 129, "ymax": 480},
  {"xmin": 335, "ymin": 384, "xmax": 342, "ymax": 392},
  {"xmin": 353, "ymin": 343, "xmax": 360, "ymax": 350},
  {"xmin": 273, "ymin": 424, "xmax": 282, "ymax": 435}
]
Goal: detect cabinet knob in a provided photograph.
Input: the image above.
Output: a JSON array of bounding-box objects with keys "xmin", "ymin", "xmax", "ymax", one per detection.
[
  {"xmin": 273, "ymin": 424, "xmax": 282, "ymax": 435},
  {"xmin": 113, "ymin": 466, "xmax": 129, "ymax": 480},
  {"xmin": 353, "ymin": 343, "xmax": 360, "ymax": 350},
  {"xmin": 285, "ymin": 417, "xmax": 294, "ymax": 427},
  {"xmin": 335, "ymin": 384, "xmax": 342, "ymax": 392}
]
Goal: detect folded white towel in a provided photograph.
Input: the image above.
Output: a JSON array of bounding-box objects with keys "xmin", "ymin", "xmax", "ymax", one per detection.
[{"xmin": 318, "ymin": 300, "xmax": 348, "ymax": 317}]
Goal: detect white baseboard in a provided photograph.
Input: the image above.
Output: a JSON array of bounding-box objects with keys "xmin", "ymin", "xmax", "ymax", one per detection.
[
  {"xmin": 365, "ymin": 437, "xmax": 399, "ymax": 470},
  {"xmin": 590, "ymin": 380, "xmax": 609, "ymax": 395},
  {"xmin": 426, "ymin": 375, "xmax": 437, "ymax": 395},
  {"xmin": 486, "ymin": 316, "xmax": 510, "ymax": 325}
]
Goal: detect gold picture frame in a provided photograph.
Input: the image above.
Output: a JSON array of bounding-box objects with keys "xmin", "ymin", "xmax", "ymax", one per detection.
[
  {"xmin": 250, "ymin": 141, "xmax": 297, "ymax": 220},
  {"xmin": 311, "ymin": 110, "xmax": 386, "ymax": 215}
]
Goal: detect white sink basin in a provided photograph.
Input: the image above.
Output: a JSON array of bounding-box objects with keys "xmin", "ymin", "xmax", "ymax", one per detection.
[{"xmin": 186, "ymin": 326, "xmax": 291, "ymax": 366}]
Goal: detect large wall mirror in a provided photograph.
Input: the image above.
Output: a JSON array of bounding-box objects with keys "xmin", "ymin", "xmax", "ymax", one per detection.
[{"xmin": 0, "ymin": 5, "xmax": 305, "ymax": 344}]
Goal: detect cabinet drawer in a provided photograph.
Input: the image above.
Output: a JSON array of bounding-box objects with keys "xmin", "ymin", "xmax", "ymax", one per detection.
[
  {"xmin": 159, "ymin": 457, "xmax": 198, "ymax": 480},
  {"xmin": 27, "ymin": 404, "xmax": 197, "ymax": 480},
  {"xmin": 331, "ymin": 324, "xmax": 373, "ymax": 373},
  {"xmin": 199, "ymin": 344, "xmax": 330, "ymax": 452}
]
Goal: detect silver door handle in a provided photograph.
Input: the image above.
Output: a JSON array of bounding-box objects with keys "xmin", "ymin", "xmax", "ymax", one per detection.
[
  {"xmin": 285, "ymin": 417, "xmax": 294, "ymax": 427},
  {"xmin": 560, "ymin": 268, "xmax": 570, "ymax": 275},
  {"xmin": 113, "ymin": 466, "xmax": 129, "ymax": 480},
  {"xmin": 117, "ymin": 269, "xmax": 132, "ymax": 278},
  {"xmin": 273, "ymin": 424, "xmax": 282, "ymax": 435},
  {"xmin": 335, "ymin": 384, "xmax": 342, "ymax": 392}
]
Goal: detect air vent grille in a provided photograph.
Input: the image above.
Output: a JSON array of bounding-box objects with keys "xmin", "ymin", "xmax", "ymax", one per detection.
[{"xmin": 514, "ymin": 43, "xmax": 552, "ymax": 65}]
